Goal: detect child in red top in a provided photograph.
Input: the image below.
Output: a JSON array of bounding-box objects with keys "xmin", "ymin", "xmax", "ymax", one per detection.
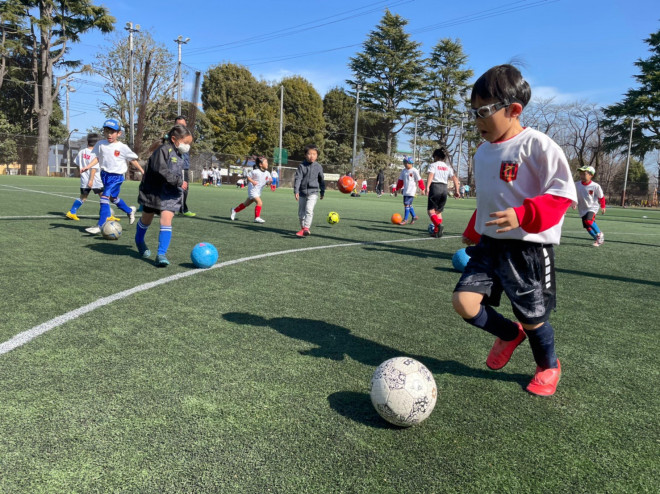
[{"xmin": 452, "ymin": 65, "xmax": 577, "ymax": 397}]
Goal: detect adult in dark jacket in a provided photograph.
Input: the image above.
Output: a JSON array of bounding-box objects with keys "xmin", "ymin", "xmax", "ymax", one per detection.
[{"xmin": 135, "ymin": 124, "xmax": 192, "ymax": 267}]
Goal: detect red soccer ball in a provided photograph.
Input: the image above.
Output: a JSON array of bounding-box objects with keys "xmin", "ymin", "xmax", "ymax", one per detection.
[{"xmin": 337, "ymin": 175, "xmax": 356, "ymax": 194}]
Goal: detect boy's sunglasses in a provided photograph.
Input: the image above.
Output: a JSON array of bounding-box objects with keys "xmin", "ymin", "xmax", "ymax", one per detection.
[{"xmin": 469, "ymin": 101, "xmax": 509, "ymax": 119}]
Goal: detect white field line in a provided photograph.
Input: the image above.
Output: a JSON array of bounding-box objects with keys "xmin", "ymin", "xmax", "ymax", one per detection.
[
  {"xmin": 0, "ymin": 184, "xmax": 81, "ymax": 201},
  {"xmin": 0, "ymin": 236, "xmax": 447, "ymax": 356}
]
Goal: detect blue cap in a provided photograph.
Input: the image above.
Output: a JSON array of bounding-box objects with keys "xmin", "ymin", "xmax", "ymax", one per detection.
[
  {"xmin": 403, "ymin": 156, "xmax": 414, "ymax": 164},
  {"xmin": 103, "ymin": 118, "xmax": 121, "ymax": 131}
]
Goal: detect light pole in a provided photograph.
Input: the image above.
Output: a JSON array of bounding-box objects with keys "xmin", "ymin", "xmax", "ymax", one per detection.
[
  {"xmin": 621, "ymin": 117, "xmax": 637, "ymax": 207},
  {"xmin": 66, "ymin": 128, "xmax": 78, "ymax": 177},
  {"xmin": 351, "ymin": 82, "xmax": 362, "ymax": 177},
  {"xmin": 64, "ymin": 78, "xmax": 75, "ymax": 174},
  {"xmin": 125, "ymin": 22, "xmax": 140, "ymax": 149},
  {"xmin": 174, "ymin": 35, "xmax": 190, "ymax": 116},
  {"xmin": 457, "ymin": 114, "xmax": 465, "ymax": 182}
]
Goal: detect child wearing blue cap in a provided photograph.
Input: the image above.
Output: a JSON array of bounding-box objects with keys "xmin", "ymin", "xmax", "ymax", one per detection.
[
  {"xmin": 83, "ymin": 119, "xmax": 144, "ymax": 234},
  {"xmin": 395, "ymin": 156, "xmax": 425, "ymax": 225}
]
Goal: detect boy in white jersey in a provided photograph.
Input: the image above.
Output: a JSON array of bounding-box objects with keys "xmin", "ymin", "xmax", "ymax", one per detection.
[
  {"xmin": 574, "ymin": 166, "xmax": 606, "ymax": 246},
  {"xmin": 230, "ymin": 156, "xmax": 272, "ymax": 223},
  {"xmin": 424, "ymin": 147, "xmax": 461, "ymax": 237},
  {"xmin": 396, "ymin": 156, "xmax": 425, "ymax": 225},
  {"xmin": 451, "ymin": 65, "xmax": 577, "ymax": 397},
  {"xmin": 66, "ymin": 133, "xmax": 108, "ymax": 221},
  {"xmin": 83, "ymin": 119, "xmax": 144, "ymax": 234}
]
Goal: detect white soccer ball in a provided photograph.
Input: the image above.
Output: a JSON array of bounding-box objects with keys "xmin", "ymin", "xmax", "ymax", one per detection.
[
  {"xmin": 102, "ymin": 220, "xmax": 122, "ymax": 240},
  {"xmin": 370, "ymin": 357, "xmax": 437, "ymax": 427}
]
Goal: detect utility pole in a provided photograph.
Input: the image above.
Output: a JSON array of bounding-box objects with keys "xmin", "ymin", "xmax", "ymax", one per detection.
[
  {"xmin": 278, "ymin": 85, "xmax": 284, "ymax": 181},
  {"xmin": 351, "ymin": 83, "xmax": 362, "ymax": 177},
  {"xmin": 412, "ymin": 117, "xmax": 418, "ymax": 166},
  {"xmin": 457, "ymin": 115, "xmax": 465, "ymax": 181},
  {"xmin": 125, "ymin": 22, "xmax": 140, "ymax": 149},
  {"xmin": 622, "ymin": 117, "xmax": 636, "ymax": 207},
  {"xmin": 174, "ymin": 35, "xmax": 190, "ymax": 116},
  {"xmin": 64, "ymin": 77, "xmax": 75, "ymax": 175}
]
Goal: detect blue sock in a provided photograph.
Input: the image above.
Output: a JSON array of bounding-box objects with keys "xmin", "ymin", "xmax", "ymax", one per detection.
[
  {"xmin": 98, "ymin": 198, "xmax": 111, "ymax": 226},
  {"xmin": 70, "ymin": 199, "xmax": 83, "ymax": 214},
  {"xmin": 586, "ymin": 227, "xmax": 597, "ymax": 239},
  {"xmin": 113, "ymin": 197, "xmax": 132, "ymax": 214},
  {"xmin": 409, "ymin": 206, "xmax": 416, "ymax": 218},
  {"xmin": 403, "ymin": 207, "xmax": 410, "ymax": 221},
  {"xmin": 158, "ymin": 226, "xmax": 172, "ymax": 256},
  {"xmin": 591, "ymin": 221, "xmax": 601, "ymax": 234},
  {"xmin": 464, "ymin": 305, "xmax": 520, "ymax": 341},
  {"xmin": 135, "ymin": 219, "xmax": 149, "ymax": 245},
  {"xmin": 525, "ymin": 322, "xmax": 558, "ymax": 369}
]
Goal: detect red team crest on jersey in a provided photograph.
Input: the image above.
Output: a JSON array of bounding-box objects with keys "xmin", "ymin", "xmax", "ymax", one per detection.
[
  {"xmin": 500, "ymin": 161, "xmax": 519, "ymax": 182},
  {"xmin": 114, "ymin": 150, "xmax": 120, "ymax": 157},
  {"xmin": 588, "ymin": 190, "xmax": 594, "ymax": 195}
]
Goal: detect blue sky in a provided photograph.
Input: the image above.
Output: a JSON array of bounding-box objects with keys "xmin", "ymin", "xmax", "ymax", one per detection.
[{"xmin": 62, "ymin": 0, "xmax": 658, "ymax": 146}]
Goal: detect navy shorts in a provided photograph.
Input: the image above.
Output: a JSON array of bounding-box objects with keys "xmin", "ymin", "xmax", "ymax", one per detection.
[
  {"xmin": 403, "ymin": 195, "xmax": 414, "ymax": 206},
  {"xmin": 454, "ymin": 236, "xmax": 557, "ymax": 324},
  {"xmin": 581, "ymin": 211, "xmax": 596, "ymax": 228},
  {"xmin": 427, "ymin": 183, "xmax": 448, "ymax": 212}
]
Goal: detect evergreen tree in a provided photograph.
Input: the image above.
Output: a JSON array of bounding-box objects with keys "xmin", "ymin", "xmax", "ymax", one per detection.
[
  {"xmin": 323, "ymin": 87, "xmax": 355, "ymax": 169},
  {"xmin": 602, "ymin": 28, "xmax": 660, "ymax": 158},
  {"xmin": 414, "ymin": 38, "xmax": 472, "ymax": 153},
  {"xmin": 280, "ymin": 75, "xmax": 325, "ymax": 161},
  {"xmin": 201, "ymin": 63, "xmax": 279, "ymax": 157},
  {"xmin": 348, "ymin": 9, "xmax": 424, "ymax": 156}
]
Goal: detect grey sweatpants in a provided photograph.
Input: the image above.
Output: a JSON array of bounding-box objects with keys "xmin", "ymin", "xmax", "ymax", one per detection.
[{"xmin": 298, "ymin": 193, "xmax": 318, "ymax": 229}]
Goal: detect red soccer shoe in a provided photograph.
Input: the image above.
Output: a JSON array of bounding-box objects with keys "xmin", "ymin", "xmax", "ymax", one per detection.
[
  {"xmin": 527, "ymin": 359, "xmax": 561, "ymax": 397},
  {"xmin": 486, "ymin": 323, "xmax": 526, "ymax": 370}
]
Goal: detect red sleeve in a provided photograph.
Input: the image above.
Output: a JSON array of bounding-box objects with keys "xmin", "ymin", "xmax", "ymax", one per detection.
[
  {"xmin": 417, "ymin": 179, "xmax": 425, "ymax": 191},
  {"xmin": 463, "ymin": 210, "xmax": 481, "ymax": 244},
  {"xmin": 512, "ymin": 194, "xmax": 573, "ymax": 234},
  {"xmin": 396, "ymin": 179, "xmax": 403, "ymax": 191},
  {"xmin": 599, "ymin": 197, "xmax": 606, "ymax": 209}
]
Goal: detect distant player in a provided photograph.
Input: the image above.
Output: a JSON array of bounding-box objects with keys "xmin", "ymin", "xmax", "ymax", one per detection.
[
  {"xmin": 396, "ymin": 156, "xmax": 425, "ymax": 225},
  {"xmin": 425, "ymin": 147, "xmax": 460, "ymax": 237},
  {"xmin": 83, "ymin": 118, "xmax": 144, "ymax": 234},
  {"xmin": 65, "ymin": 133, "xmax": 120, "ymax": 222},
  {"xmin": 230, "ymin": 156, "xmax": 272, "ymax": 223},
  {"xmin": 574, "ymin": 165, "xmax": 606, "ymax": 246},
  {"xmin": 452, "ymin": 64, "xmax": 577, "ymax": 397}
]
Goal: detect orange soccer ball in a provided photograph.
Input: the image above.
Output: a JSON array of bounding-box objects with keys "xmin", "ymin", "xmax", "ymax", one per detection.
[
  {"xmin": 391, "ymin": 213, "xmax": 403, "ymax": 224},
  {"xmin": 337, "ymin": 175, "xmax": 356, "ymax": 194}
]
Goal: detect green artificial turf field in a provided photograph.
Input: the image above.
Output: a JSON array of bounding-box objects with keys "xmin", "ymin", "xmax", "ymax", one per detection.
[{"xmin": 0, "ymin": 175, "xmax": 658, "ymax": 493}]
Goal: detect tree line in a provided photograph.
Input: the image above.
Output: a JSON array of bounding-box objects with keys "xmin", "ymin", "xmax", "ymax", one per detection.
[{"xmin": 1, "ymin": 3, "xmax": 658, "ymax": 202}]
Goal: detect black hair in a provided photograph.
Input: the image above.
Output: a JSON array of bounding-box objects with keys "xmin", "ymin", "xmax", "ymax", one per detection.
[
  {"xmin": 174, "ymin": 115, "xmax": 186, "ymax": 124},
  {"xmin": 432, "ymin": 147, "xmax": 449, "ymax": 162},
  {"xmin": 167, "ymin": 124, "xmax": 192, "ymax": 143},
  {"xmin": 304, "ymin": 144, "xmax": 319, "ymax": 154},
  {"xmin": 254, "ymin": 156, "xmax": 267, "ymax": 169},
  {"xmin": 471, "ymin": 64, "xmax": 531, "ymax": 108},
  {"xmin": 87, "ymin": 133, "xmax": 101, "ymax": 147}
]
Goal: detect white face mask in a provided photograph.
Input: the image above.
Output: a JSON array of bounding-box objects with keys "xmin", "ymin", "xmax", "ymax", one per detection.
[{"xmin": 177, "ymin": 143, "xmax": 190, "ymax": 154}]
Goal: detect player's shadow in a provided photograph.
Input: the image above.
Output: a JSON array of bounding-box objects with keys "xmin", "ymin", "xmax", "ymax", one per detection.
[
  {"xmin": 86, "ymin": 242, "xmax": 136, "ymax": 257},
  {"xmin": 327, "ymin": 391, "xmax": 393, "ymax": 429},
  {"xmin": 363, "ymin": 243, "xmax": 453, "ymax": 261},
  {"xmin": 223, "ymin": 312, "xmax": 530, "ymax": 427}
]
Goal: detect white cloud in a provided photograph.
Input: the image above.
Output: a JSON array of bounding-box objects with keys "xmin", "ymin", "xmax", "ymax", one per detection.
[{"xmin": 256, "ymin": 68, "xmax": 348, "ymax": 97}]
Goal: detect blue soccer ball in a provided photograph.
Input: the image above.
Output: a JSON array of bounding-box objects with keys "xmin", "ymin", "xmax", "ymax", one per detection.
[
  {"xmin": 191, "ymin": 242, "xmax": 218, "ymax": 269},
  {"xmin": 452, "ymin": 248, "xmax": 470, "ymax": 272},
  {"xmin": 427, "ymin": 223, "xmax": 435, "ymax": 235}
]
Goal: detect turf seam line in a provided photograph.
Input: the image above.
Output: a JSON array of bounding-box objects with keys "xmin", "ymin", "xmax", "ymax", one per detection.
[{"xmin": 0, "ymin": 235, "xmax": 453, "ymax": 356}]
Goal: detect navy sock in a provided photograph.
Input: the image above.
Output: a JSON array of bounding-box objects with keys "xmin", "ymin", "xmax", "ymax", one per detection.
[
  {"xmin": 525, "ymin": 322, "xmax": 558, "ymax": 369},
  {"xmin": 464, "ymin": 305, "xmax": 520, "ymax": 341}
]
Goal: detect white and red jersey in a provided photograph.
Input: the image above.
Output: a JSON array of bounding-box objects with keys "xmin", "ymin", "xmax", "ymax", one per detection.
[
  {"xmin": 248, "ymin": 168, "xmax": 272, "ymax": 198},
  {"xmin": 91, "ymin": 140, "xmax": 138, "ymax": 175},
  {"xmin": 427, "ymin": 160, "xmax": 455, "ymax": 184},
  {"xmin": 397, "ymin": 167, "xmax": 424, "ymax": 196},
  {"xmin": 75, "ymin": 147, "xmax": 102, "ymax": 189},
  {"xmin": 575, "ymin": 180, "xmax": 605, "ymax": 216},
  {"xmin": 471, "ymin": 127, "xmax": 577, "ymax": 245}
]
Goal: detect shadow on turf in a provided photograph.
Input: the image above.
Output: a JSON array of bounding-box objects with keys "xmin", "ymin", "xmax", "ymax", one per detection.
[{"xmin": 223, "ymin": 312, "xmax": 531, "ymax": 426}]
